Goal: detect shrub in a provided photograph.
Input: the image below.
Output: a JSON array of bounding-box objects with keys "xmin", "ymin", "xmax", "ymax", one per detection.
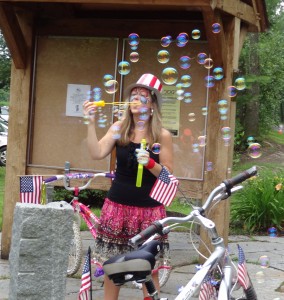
[
  {"xmin": 230, "ymin": 169, "xmax": 284, "ymax": 233},
  {"xmin": 52, "ymin": 187, "xmax": 107, "ymax": 208}
]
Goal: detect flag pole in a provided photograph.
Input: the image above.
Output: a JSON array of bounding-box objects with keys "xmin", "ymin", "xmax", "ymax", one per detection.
[{"xmin": 88, "ymin": 247, "xmax": 93, "ymax": 300}]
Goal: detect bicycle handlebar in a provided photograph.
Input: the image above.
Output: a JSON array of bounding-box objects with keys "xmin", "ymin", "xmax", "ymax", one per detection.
[
  {"xmin": 129, "ymin": 221, "xmax": 164, "ymax": 246},
  {"xmin": 222, "ymin": 165, "xmax": 257, "ymax": 190},
  {"xmin": 129, "ymin": 166, "xmax": 258, "ymax": 246},
  {"xmin": 44, "ymin": 172, "xmax": 115, "ymax": 190}
]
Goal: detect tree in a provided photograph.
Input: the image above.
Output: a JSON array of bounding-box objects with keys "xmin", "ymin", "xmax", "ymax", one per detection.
[
  {"xmin": 236, "ymin": 0, "xmax": 284, "ymax": 142},
  {"xmin": 0, "ymin": 30, "xmax": 11, "ymax": 102}
]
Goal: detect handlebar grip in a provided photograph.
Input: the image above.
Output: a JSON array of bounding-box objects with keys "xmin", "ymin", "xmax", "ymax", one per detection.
[
  {"xmin": 223, "ymin": 166, "xmax": 257, "ymax": 189},
  {"xmin": 128, "ymin": 221, "xmax": 163, "ymax": 246},
  {"xmin": 105, "ymin": 172, "xmax": 115, "ymax": 179},
  {"xmin": 44, "ymin": 176, "xmax": 61, "ymax": 183}
]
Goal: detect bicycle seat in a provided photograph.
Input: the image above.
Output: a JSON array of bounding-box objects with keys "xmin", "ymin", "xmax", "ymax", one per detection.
[{"xmin": 103, "ymin": 240, "xmax": 162, "ymax": 285}]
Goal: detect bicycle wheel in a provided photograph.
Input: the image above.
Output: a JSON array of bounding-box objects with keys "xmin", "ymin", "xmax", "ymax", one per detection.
[{"xmin": 67, "ymin": 218, "xmax": 83, "ymax": 276}]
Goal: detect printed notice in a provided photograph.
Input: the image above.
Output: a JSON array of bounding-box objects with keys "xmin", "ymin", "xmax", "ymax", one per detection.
[
  {"xmin": 161, "ymin": 86, "xmax": 180, "ymax": 136},
  {"xmin": 66, "ymin": 84, "xmax": 91, "ymax": 117}
]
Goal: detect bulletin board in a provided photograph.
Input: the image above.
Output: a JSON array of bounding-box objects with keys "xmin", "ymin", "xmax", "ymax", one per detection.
[
  {"xmin": 29, "ymin": 36, "xmax": 119, "ymax": 172},
  {"xmin": 29, "ymin": 35, "xmax": 209, "ymax": 179}
]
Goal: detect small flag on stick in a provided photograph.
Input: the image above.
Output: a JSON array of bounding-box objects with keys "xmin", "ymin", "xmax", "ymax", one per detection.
[
  {"xmin": 237, "ymin": 244, "xmax": 250, "ymax": 290},
  {"xmin": 20, "ymin": 176, "xmax": 43, "ymax": 204},
  {"xmin": 78, "ymin": 247, "xmax": 92, "ymax": 300},
  {"xmin": 150, "ymin": 166, "xmax": 179, "ymax": 206},
  {"xmin": 199, "ymin": 275, "xmax": 216, "ymax": 300}
]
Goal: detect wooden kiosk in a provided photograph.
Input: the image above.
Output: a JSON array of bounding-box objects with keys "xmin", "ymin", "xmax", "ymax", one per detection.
[{"xmin": 0, "ymin": 0, "xmax": 268, "ymax": 259}]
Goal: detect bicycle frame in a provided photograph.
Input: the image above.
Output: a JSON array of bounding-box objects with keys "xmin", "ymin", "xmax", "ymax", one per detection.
[
  {"xmin": 71, "ymin": 199, "xmax": 100, "ymax": 239},
  {"xmin": 123, "ymin": 166, "xmax": 258, "ymax": 300}
]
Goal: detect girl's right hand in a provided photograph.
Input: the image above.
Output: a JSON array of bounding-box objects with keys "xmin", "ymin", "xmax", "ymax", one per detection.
[{"xmin": 83, "ymin": 101, "xmax": 97, "ymax": 123}]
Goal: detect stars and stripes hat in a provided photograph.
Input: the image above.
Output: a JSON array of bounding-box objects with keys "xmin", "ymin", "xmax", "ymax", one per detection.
[{"xmin": 124, "ymin": 73, "xmax": 163, "ymax": 108}]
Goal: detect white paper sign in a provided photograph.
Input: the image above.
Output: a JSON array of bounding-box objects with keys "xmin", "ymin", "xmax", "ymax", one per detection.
[{"xmin": 66, "ymin": 84, "xmax": 91, "ymax": 117}]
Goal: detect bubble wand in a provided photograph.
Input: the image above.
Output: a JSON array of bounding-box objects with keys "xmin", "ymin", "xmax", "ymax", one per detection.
[
  {"xmin": 136, "ymin": 138, "xmax": 146, "ymax": 188},
  {"xmin": 91, "ymin": 100, "xmax": 141, "ymax": 107}
]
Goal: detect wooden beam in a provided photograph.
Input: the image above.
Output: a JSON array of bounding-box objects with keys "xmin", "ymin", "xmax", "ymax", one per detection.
[
  {"xmin": 0, "ymin": 0, "xmax": 211, "ymax": 6},
  {"xmin": 251, "ymin": 0, "xmax": 261, "ymax": 31},
  {"xmin": 36, "ymin": 18, "xmax": 205, "ymax": 38},
  {"xmin": 233, "ymin": 17, "xmax": 241, "ymax": 71},
  {"xmin": 216, "ymin": 0, "xmax": 259, "ymax": 30},
  {"xmin": 0, "ymin": 3, "xmax": 27, "ymax": 69}
]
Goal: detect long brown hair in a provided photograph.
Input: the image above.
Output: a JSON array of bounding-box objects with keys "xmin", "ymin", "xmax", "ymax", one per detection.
[{"xmin": 117, "ymin": 93, "xmax": 163, "ymax": 146}]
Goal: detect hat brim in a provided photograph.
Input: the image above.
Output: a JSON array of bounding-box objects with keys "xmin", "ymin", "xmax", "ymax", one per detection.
[{"xmin": 124, "ymin": 83, "xmax": 162, "ymax": 108}]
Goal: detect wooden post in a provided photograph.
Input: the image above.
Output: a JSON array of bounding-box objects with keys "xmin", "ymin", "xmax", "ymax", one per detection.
[
  {"xmin": 1, "ymin": 11, "xmax": 33, "ymax": 259},
  {"xmin": 199, "ymin": 13, "xmax": 245, "ymax": 260}
]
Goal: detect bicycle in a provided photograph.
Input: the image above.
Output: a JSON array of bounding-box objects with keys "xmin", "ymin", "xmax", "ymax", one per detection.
[
  {"xmin": 103, "ymin": 166, "xmax": 258, "ymax": 300},
  {"xmin": 43, "ymin": 172, "xmax": 171, "ymax": 288}
]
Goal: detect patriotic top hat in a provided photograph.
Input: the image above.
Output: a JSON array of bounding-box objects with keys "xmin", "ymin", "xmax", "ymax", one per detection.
[{"xmin": 124, "ymin": 73, "xmax": 163, "ymax": 108}]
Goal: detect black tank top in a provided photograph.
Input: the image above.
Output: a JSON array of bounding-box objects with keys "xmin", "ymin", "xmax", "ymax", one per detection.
[{"xmin": 107, "ymin": 142, "xmax": 162, "ymax": 207}]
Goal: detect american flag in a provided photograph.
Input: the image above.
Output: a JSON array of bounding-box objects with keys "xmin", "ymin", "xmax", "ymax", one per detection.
[
  {"xmin": 150, "ymin": 166, "xmax": 179, "ymax": 206},
  {"xmin": 199, "ymin": 275, "xmax": 216, "ymax": 300},
  {"xmin": 20, "ymin": 176, "xmax": 43, "ymax": 204},
  {"xmin": 78, "ymin": 247, "xmax": 92, "ymax": 300},
  {"xmin": 237, "ymin": 244, "xmax": 250, "ymax": 290}
]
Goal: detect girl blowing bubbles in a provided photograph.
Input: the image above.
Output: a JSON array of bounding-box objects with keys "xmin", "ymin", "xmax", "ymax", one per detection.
[{"xmin": 83, "ymin": 74, "xmax": 175, "ymax": 300}]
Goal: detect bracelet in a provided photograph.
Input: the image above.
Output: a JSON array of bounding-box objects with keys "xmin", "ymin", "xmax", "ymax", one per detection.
[{"xmin": 145, "ymin": 158, "xmax": 155, "ymax": 169}]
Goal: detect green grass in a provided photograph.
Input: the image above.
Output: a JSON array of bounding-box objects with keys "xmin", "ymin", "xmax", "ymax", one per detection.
[
  {"xmin": 166, "ymin": 197, "xmax": 192, "ymax": 216},
  {"xmin": 0, "ymin": 167, "xmax": 5, "ymax": 231},
  {"xmin": 266, "ymin": 129, "xmax": 284, "ymax": 145},
  {"xmin": 79, "ymin": 207, "xmax": 101, "ymax": 231}
]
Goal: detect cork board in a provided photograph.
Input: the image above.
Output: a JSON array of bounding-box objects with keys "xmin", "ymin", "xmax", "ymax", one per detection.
[
  {"xmin": 30, "ymin": 35, "xmax": 209, "ymax": 179},
  {"xmin": 30, "ymin": 36, "xmax": 119, "ymax": 172}
]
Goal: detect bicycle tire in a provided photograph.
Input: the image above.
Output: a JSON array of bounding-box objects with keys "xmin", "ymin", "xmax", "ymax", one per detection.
[{"xmin": 67, "ymin": 219, "xmax": 83, "ymax": 276}]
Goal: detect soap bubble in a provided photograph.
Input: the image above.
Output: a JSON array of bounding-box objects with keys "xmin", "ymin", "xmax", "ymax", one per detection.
[
  {"xmin": 235, "ymin": 77, "xmax": 246, "ymax": 90},
  {"xmin": 128, "ymin": 33, "xmax": 140, "ymax": 47},
  {"xmin": 161, "ymin": 67, "xmax": 178, "ymax": 85},
  {"xmin": 228, "ymin": 86, "xmax": 237, "ymax": 97},
  {"xmin": 221, "ymin": 127, "xmax": 231, "ymax": 146},
  {"xmin": 130, "ymin": 52, "xmax": 139, "ymax": 63},
  {"xmin": 181, "ymin": 75, "xmax": 192, "ymax": 88},
  {"xmin": 198, "ymin": 135, "xmax": 206, "ymax": 147},
  {"xmin": 188, "ymin": 112, "xmax": 196, "ymax": 122},
  {"xmin": 103, "ymin": 74, "xmax": 114, "ymax": 86},
  {"xmin": 151, "ymin": 143, "xmax": 161, "ymax": 154},
  {"xmin": 137, "ymin": 121, "xmax": 145, "ymax": 131},
  {"xmin": 161, "ymin": 35, "xmax": 172, "ymax": 47},
  {"xmin": 206, "ymin": 161, "xmax": 213, "ymax": 171},
  {"xmin": 212, "ymin": 23, "xmax": 221, "ymax": 33},
  {"xmin": 197, "ymin": 52, "xmax": 207, "ymax": 64},
  {"xmin": 118, "ymin": 61, "xmax": 131, "ymax": 75},
  {"xmin": 104, "ymin": 80, "xmax": 119, "ymax": 94},
  {"xmin": 204, "ymin": 58, "xmax": 214, "ymax": 69},
  {"xmin": 157, "ymin": 50, "xmax": 170, "ymax": 64},
  {"xmin": 192, "ymin": 29, "xmax": 201, "ymax": 40},
  {"xmin": 258, "ymin": 255, "xmax": 270, "ymax": 268},
  {"xmin": 247, "ymin": 143, "xmax": 262, "ymax": 158},
  {"xmin": 213, "ymin": 67, "xmax": 224, "ymax": 80},
  {"xmin": 178, "ymin": 56, "xmax": 191, "ymax": 69},
  {"xmin": 176, "ymin": 32, "xmax": 189, "ymax": 47},
  {"xmin": 267, "ymin": 227, "xmax": 277, "ymax": 237}
]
